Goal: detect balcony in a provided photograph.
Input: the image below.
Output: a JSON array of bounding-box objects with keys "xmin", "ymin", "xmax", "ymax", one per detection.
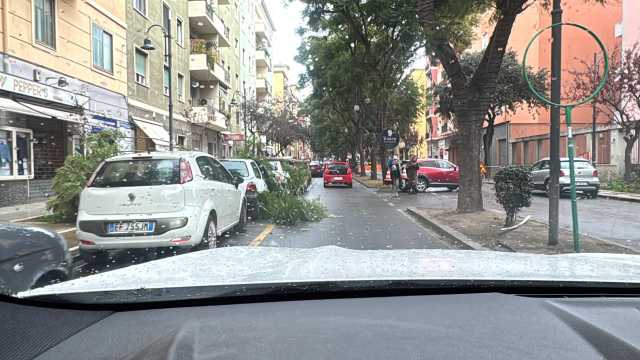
[
  {"xmin": 256, "ymin": 77, "xmax": 272, "ymax": 96},
  {"xmin": 256, "ymin": 48, "xmax": 271, "ymax": 70},
  {"xmin": 255, "ymin": 21, "xmax": 272, "ymax": 45},
  {"xmin": 189, "ymin": 40, "xmax": 230, "ymax": 87},
  {"xmin": 188, "ymin": 0, "xmax": 230, "ymax": 47},
  {"xmin": 190, "ymin": 105, "xmax": 227, "ymax": 132}
]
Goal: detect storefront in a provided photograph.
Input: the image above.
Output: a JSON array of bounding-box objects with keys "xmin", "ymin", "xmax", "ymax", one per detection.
[{"xmin": 0, "ymin": 55, "xmax": 130, "ymax": 207}]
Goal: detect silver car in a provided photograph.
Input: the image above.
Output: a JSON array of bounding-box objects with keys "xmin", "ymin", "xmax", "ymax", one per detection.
[{"xmin": 530, "ymin": 157, "xmax": 600, "ymax": 198}]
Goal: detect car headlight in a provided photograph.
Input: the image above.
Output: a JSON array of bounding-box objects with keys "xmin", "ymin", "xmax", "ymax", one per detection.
[{"xmin": 167, "ymin": 217, "xmax": 188, "ymax": 228}]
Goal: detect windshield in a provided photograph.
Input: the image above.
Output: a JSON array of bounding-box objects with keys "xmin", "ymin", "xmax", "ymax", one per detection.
[
  {"xmin": 92, "ymin": 159, "xmax": 180, "ymax": 187},
  {"xmin": 220, "ymin": 161, "xmax": 250, "ymax": 178},
  {"xmin": 3, "ymin": 0, "xmax": 640, "ymax": 302}
]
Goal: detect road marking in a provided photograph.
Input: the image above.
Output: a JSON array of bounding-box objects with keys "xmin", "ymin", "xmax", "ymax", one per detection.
[
  {"xmin": 249, "ymin": 224, "xmax": 274, "ymax": 247},
  {"xmin": 9, "ymin": 215, "xmax": 46, "ymax": 223},
  {"xmin": 58, "ymin": 227, "xmax": 76, "ymax": 234}
]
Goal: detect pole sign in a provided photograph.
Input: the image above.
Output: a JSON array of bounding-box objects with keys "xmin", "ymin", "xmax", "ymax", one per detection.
[{"xmin": 381, "ymin": 129, "xmax": 400, "ymax": 149}]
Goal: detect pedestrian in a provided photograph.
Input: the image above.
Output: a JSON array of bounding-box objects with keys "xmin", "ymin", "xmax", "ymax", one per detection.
[
  {"xmin": 406, "ymin": 155, "xmax": 419, "ymax": 194},
  {"xmin": 390, "ymin": 155, "xmax": 401, "ymax": 197}
]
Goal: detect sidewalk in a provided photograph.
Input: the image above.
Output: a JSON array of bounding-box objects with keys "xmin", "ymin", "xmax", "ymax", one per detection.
[
  {"xmin": 483, "ymin": 179, "xmax": 640, "ymax": 203},
  {"xmin": 0, "ymin": 201, "xmax": 49, "ymax": 223}
]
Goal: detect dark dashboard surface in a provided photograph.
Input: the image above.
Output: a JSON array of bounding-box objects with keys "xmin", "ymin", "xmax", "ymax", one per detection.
[{"xmin": 3, "ymin": 292, "xmax": 640, "ymax": 359}]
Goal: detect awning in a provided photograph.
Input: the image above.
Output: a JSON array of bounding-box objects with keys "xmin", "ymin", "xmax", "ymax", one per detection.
[
  {"xmin": 132, "ymin": 117, "xmax": 170, "ymax": 150},
  {"xmin": 0, "ymin": 97, "xmax": 83, "ymax": 123}
]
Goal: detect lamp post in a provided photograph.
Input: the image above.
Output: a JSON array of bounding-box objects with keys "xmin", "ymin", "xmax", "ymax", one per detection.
[
  {"xmin": 141, "ymin": 23, "xmax": 174, "ymax": 151},
  {"xmin": 548, "ymin": 0, "xmax": 563, "ymax": 246}
]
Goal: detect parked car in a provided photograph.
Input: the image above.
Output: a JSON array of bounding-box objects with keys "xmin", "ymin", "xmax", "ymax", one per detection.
[
  {"xmin": 324, "ymin": 162, "xmax": 353, "ymax": 188},
  {"xmin": 0, "ymin": 223, "xmax": 72, "ymax": 294},
  {"xmin": 221, "ymin": 159, "xmax": 268, "ymax": 218},
  {"xmin": 530, "ymin": 157, "xmax": 600, "ymax": 198},
  {"xmin": 76, "ymin": 152, "xmax": 247, "ymax": 263},
  {"xmin": 416, "ymin": 159, "xmax": 460, "ymax": 192},
  {"xmin": 310, "ymin": 161, "xmax": 323, "ymax": 177}
]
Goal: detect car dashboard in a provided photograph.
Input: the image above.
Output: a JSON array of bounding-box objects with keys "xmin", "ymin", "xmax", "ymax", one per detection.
[{"xmin": 2, "ymin": 292, "xmax": 640, "ymax": 359}]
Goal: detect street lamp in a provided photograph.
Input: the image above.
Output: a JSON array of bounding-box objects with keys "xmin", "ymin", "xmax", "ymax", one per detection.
[
  {"xmin": 141, "ymin": 23, "xmax": 174, "ymax": 151},
  {"xmin": 353, "ymin": 104, "xmax": 360, "ymax": 112}
]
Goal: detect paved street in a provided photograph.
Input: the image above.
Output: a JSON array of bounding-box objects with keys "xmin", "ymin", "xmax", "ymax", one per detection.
[{"xmin": 376, "ymin": 182, "xmax": 640, "ymax": 250}]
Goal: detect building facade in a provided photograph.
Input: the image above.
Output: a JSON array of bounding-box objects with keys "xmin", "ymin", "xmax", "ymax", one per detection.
[
  {"xmin": 0, "ymin": 0, "xmax": 130, "ymax": 207},
  {"xmin": 255, "ymin": 0, "xmax": 274, "ymax": 103}
]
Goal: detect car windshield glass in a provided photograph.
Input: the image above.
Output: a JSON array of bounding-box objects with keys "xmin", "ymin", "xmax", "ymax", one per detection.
[
  {"xmin": 221, "ymin": 161, "xmax": 249, "ymax": 178},
  {"xmin": 6, "ymin": 0, "xmax": 640, "ymax": 304},
  {"xmin": 92, "ymin": 159, "xmax": 179, "ymax": 187},
  {"xmin": 561, "ymin": 161, "xmax": 593, "ymax": 170}
]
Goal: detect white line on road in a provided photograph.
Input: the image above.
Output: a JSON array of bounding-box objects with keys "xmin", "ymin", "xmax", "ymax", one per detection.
[{"xmin": 58, "ymin": 227, "xmax": 76, "ymax": 234}]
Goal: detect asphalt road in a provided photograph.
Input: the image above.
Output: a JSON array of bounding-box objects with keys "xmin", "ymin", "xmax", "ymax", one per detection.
[
  {"xmin": 380, "ymin": 182, "xmax": 640, "ymax": 250},
  {"xmin": 254, "ymin": 178, "xmax": 454, "ymax": 250}
]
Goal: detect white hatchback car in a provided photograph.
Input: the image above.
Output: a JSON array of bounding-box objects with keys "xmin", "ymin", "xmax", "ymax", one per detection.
[
  {"xmin": 220, "ymin": 159, "xmax": 268, "ymax": 218},
  {"xmin": 76, "ymin": 152, "xmax": 247, "ymax": 263}
]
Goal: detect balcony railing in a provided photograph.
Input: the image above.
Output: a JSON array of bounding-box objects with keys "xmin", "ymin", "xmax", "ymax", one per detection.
[{"xmin": 191, "ymin": 39, "xmax": 220, "ymax": 69}]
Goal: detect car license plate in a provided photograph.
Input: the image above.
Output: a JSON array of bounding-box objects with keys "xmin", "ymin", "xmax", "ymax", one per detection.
[
  {"xmin": 107, "ymin": 221, "xmax": 155, "ymax": 234},
  {"xmin": 333, "ymin": 177, "xmax": 343, "ymax": 181},
  {"xmin": 576, "ymin": 182, "xmax": 588, "ymax": 186}
]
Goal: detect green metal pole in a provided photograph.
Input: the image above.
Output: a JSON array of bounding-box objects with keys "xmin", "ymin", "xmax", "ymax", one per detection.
[{"xmin": 565, "ymin": 106, "xmax": 581, "ymax": 252}]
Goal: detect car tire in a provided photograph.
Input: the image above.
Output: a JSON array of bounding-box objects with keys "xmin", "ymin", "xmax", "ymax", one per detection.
[
  {"xmin": 235, "ymin": 200, "xmax": 247, "ymax": 233},
  {"xmin": 198, "ymin": 215, "xmax": 217, "ymax": 250},
  {"xmin": 416, "ymin": 177, "xmax": 429, "ymax": 193},
  {"xmin": 79, "ymin": 248, "xmax": 109, "ymax": 264},
  {"xmin": 544, "ymin": 180, "xmax": 551, "ymax": 197},
  {"xmin": 588, "ymin": 190, "xmax": 599, "ymax": 199},
  {"xmin": 250, "ymin": 204, "xmax": 261, "ymax": 221},
  {"xmin": 347, "ymin": 183, "xmax": 352, "ymax": 188}
]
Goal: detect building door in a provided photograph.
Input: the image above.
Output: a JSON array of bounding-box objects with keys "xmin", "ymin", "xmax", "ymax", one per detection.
[
  {"xmin": 597, "ymin": 131, "xmax": 611, "ymax": 164},
  {"xmin": 498, "ymin": 139, "xmax": 507, "ymax": 166}
]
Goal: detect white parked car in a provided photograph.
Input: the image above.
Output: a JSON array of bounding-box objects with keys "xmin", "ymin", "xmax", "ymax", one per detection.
[
  {"xmin": 76, "ymin": 152, "xmax": 247, "ymax": 263},
  {"xmin": 220, "ymin": 159, "xmax": 268, "ymax": 218}
]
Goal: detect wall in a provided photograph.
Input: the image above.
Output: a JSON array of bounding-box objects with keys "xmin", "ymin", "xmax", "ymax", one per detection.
[{"xmin": 0, "ymin": 0, "xmax": 127, "ymax": 96}]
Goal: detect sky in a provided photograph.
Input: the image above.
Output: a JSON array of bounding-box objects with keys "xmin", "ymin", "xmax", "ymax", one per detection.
[{"xmin": 270, "ymin": 0, "xmax": 307, "ymax": 87}]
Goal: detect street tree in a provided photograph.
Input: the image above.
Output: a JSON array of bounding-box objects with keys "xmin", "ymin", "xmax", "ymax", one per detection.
[
  {"xmin": 434, "ymin": 50, "xmax": 548, "ymax": 166},
  {"xmin": 299, "ymin": 0, "xmax": 424, "ymax": 179},
  {"xmin": 571, "ymin": 43, "xmax": 640, "ymax": 182},
  {"xmin": 415, "ymin": 0, "xmax": 606, "ymax": 212}
]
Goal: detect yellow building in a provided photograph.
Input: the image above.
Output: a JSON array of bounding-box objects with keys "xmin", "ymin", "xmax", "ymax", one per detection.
[
  {"xmin": 408, "ymin": 68, "xmax": 429, "ymax": 158},
  {"xmin": 0, "ymin": 0, "xmax": 130, "ymax": 207},
  {"xmin": 272, "ymin": 64, "xmax": 289, "ymax": 101}
]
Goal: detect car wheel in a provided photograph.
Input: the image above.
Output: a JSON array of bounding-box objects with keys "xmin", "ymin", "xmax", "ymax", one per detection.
[
  {"xmin": 250, "ymin": 204, "xmax": 261, "ymax": 221},
  {"xmin": 416, "ymin": 177, "xmax": 429, "ymax": 193},
  {"xmin": 79, "ymin": 248, "xmax": 109, "ymax": 264},
  {"xmin": 347, "ymin": 183, "xmax": 352, "ymax": 188},
  {"xmin": 588, "ymin": 190, "xmax": 599, "ymax": 199},
  {"xmin": 544, "ymin": 180, "xmax": 551, "ymax": 197},
  {"xmin": 235, "ymin": 200, "xmax": 247, "ymax": 233},
  {"xmin": 198, "ymin": 215, "xmax": 218, "ymax": 250}
]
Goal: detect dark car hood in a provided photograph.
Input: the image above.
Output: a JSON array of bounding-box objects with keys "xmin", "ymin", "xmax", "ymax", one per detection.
[{"xmin": 0, "ymin": 224, "xmax": 67, "ymax": 262}]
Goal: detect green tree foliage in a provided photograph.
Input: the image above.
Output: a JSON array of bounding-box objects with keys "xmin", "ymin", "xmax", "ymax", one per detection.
[
  {"xmin": 47, "ymin": 130, "xmax": 123, "ymax": 222},
  {"xmin": 494, "ymin": 166, "xmax": 533, "ymax": 227},
  {"xmin": 434, "ymin": 50, "xmax": 548, "ymax": 165}
]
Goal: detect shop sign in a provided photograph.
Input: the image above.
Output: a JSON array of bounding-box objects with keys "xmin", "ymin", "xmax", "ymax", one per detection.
[
  {"xmin": 223, "ymin": 133, "xmax": 245, "ymax": 142},
  {"xmin": 0, "ymin": 72, "xmax": 88, "ymax": 107}
]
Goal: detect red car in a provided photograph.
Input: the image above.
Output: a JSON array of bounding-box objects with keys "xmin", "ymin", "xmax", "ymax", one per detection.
[
  {"xmin": 416, "ymin": 159, "xmax": 460, "ymax": 192},
  {"xmin": 323, "ymin": 162, "xmax": 353, "ymax": 188}
]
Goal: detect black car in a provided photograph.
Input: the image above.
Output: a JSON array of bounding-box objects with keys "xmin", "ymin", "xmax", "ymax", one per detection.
[
  {"xmin": 310, "ymin": 161, "xmax": 323, "ymax": 177},
  {"xmin": 0, "ymin": 223, "xmax": 72, "ymax": 295}
]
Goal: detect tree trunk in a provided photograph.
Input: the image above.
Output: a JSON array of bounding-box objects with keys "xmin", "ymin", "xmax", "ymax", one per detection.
[
  {"xmin": 359, "ymin": 148, "xmax": 366, "ymax": 175},
  {"xmin": 379, "ymin": 144, "xmax": 387, "ymax": 182},
  {"xmin": 370, "ymin": 147, "xmax": 378, "ymax": 180},
  {"xmin": 624, "ymin": 137, "xmax": 636, "ymax": 182},
  {"xmin": 456, "ymin": 117, "xmax": 484, "ymax": 213}
]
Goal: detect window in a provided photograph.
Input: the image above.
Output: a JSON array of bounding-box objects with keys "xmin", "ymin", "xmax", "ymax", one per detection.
[
  {"xmin": 92, "ymin": 159, "xmax": 180, "ymax": 187},
  {"xmin": 176, "ymin": 18, "xmax": 184, "ymax": 47},
  {"xmin": 134, "ymin": 49, "xmax": 148, "ymax": 86},
  {"xmin": 92, "ymin": 24, "xmax": 113, "ymax": 73},
  {"xmin": 162, "ymin": 3, "xmax": 171, "ymax": 61},
  {"xmin": 207, "ymin": 142, "xmax": 214, "ymax": 155},
  {"xmin": 250, "ymin": 162, "xmax": 262, "ymax": 179},
  {"xmin": 163, "ymin": 66, "xmax": 170, "ymax": 96},
  {"xmin": 133, "ymin": 0, "xmax": 146, "ymax": 16},
  {"xmin": 177, "ymin": 135, "xmax": 186, "ymax": 148},
  {"xmin": 211, "ymin": 159, "xmax": 233, "ymax": 183},
  {"xmin": 34, "ymin": 0, "xmax": 55, "ymax": 48},
  {"xmin": 177, "ymin": 73, "xmax": 185, "ymax": 101},
  {"xmin": 220, "ymin": 161, "xmax": 249, "ymax": 178},
  {"xmin": 0, "ymin": 127, "xmax": 33, "ymax": 179}
]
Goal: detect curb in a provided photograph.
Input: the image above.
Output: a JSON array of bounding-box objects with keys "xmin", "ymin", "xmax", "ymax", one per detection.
[
  {"xmin": 353, "ymin": 176, "xmax": 387, "ymax": 189},
  {"xmin": 598, "ymin": 192, "xmax": 640, "ymax": 203},
  {"xmin": 405, "ymin": 207, "xmax": 490, "ymax": 251}
]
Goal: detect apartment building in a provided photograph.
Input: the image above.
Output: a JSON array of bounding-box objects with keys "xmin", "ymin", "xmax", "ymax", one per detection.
[
  {"xmin": 428, "ymin": 0, "xmax": 639, "ymax": 180},
  {"xmin": 255, "ymin": 0, "xmax": 274, "ymax": 103},
  {"xmin": 0, "ymin": 0, "xmax": 129, "ymax": 206}
]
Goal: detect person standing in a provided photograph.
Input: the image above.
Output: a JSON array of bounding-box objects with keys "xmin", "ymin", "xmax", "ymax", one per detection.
[
  {"xmin": 405, "ymin": 155, "xmax": 419, "ymax": 194},
  {"xmin": 390, "ymin": 156, "xmax": 401, "ymax": 197}
]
